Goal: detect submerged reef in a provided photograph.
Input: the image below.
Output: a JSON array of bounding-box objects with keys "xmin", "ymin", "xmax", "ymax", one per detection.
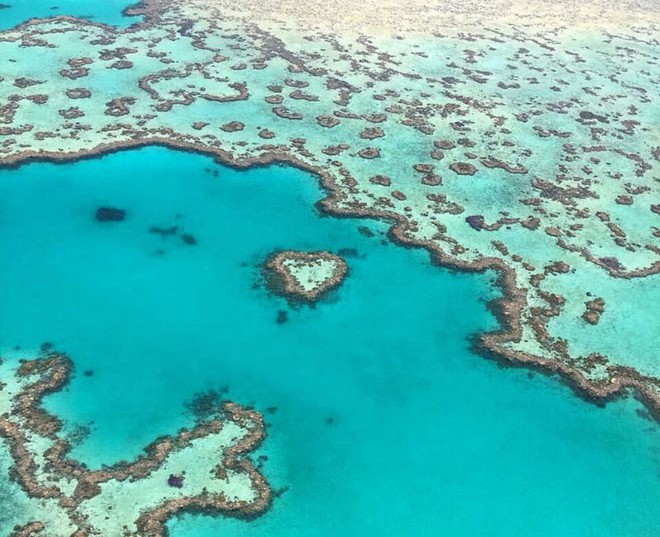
[
  {"xmin": 95, "ymin": 206, "xmax": 126, "ymax": 222},
  {"xmin": 0, "ymin": 353, "xmax": 270, "ymax": 535},
  {"xmin": 264, "ymin": 250, "xmax": 348, "ymax": 302},
  {"xmin": 0, "ymin": 0, "xmax": 658, "ymax": 419}
]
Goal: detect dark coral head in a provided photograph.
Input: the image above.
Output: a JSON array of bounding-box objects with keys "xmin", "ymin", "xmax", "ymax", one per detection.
[
  {"xmin": 167, "ymin": 474, "xmax": 185, "ymax": 488},
  {"xmin": 465, "ymin": 215, "xmax": 485, "ymax": 231}
]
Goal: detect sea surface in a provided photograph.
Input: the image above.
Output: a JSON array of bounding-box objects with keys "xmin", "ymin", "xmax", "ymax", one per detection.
[
  {"xmin": 0, "ymin": 147, "xmax": 658, "ymax": 535},
  {"xmin": 1, "ymin": 2, "xmax": 660, "ymax": 536},
  {"xmin": 0, "ymin": 0, "xmax": 140, "ymax": 29}
]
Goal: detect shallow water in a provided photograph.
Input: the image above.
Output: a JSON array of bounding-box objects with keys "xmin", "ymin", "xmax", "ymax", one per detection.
[
  {"xmin": 0, "ymin": 0, "xmax": 138, "ymax": 29},
  {"xmin": 0, "ymin": 147, "xmax": 658, "ymax": 535}
]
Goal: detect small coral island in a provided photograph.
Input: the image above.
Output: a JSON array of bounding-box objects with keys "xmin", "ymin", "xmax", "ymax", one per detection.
[{"xmin": 264, "ymin": 251, "xmax": 348, "ymax": 303}]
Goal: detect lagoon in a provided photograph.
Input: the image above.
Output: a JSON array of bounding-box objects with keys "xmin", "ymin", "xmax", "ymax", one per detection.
[{"xmin": 0, "ymin": 147, "xmax": 658, "ymax": 535}]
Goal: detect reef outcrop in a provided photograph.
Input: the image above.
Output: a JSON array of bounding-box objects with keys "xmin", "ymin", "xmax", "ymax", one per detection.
[
  {"xmin": 264, "ymin": 250, "xmax": 348, "ymax": 302},
  {"xmin": 95, "ymin": 206, "xmax": 126, "ymax": 222}
]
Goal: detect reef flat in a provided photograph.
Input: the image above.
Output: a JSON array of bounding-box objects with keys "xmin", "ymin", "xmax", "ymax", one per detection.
[{"xmin": 0, "ymin": 351, "xmax": 269, "ymax": 535}]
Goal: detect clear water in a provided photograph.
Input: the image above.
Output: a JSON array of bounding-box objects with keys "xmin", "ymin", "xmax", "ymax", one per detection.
[
  {"xmin": 0, "ymin": 0, "xmax": 139, "ymax": 29},
  {"xmin": 0, "ymin": 147, "xmax": 658, "ymax": 536}
]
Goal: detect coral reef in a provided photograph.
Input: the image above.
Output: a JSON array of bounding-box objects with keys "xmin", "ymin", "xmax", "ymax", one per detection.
[
  {"xmin": 0, "ymin": 352, "xmax": 270, "ymax": 535},
  {"xmin": 264, "ymin": 250, "xmax": 348, "ymax": 302}
]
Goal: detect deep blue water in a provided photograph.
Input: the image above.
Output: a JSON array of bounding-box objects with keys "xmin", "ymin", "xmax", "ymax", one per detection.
[
  {"xmin": 0, "ymin": 147, "xmax": 658, "ymax": 535},
  {"xmin": 0, "ymin": 0, "xmax": 139, "ymax": 30}
]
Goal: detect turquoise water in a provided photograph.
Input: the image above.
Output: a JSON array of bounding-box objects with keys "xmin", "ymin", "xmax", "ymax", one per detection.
[
  {"xmin": 0, "ymin": 147, "xmax": 659, "ymax": 535},
  {"xmin": 0, "ymin": 0, "xmax": 138, "ymax": 29}
]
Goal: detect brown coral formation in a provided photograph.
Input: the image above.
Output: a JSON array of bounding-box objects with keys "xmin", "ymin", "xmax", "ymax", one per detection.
[
  {"xmin": 105, "ymin": 97, "xmax": 135, "ymax": 117},
  {"xmin": 221, "ymin": 121, "xmax": 245, "ymax": 132},
  {"xmin": 369, "ymin": 174, "xmax": 391, "ymax": 186},
  {"xmin": 65, "ymin": 88, "xmax": 92, "ymax": 99},
  {"xmin": 360, "ymin": 127, "xmax": 384, "ymax": 139},
  {"xmin": 272, "ymin": 106, "xmax": 303, "ymax": 120},
  {"xmin": 316, "ymin": 115, "xmax": 340, "ymax": 128},
  {"xmin": 9, "ymin": 521, "xmax": 45, "ymax": 537},
  {"xmin": 582, "ymin": 297, "xmax": 605, "ymax": 325},
  {"xmin": 0, "ymin": 351, "xmax": 271, "ymax": 534},
  {"xmin": 358, "ymin": 147, "xmax": 380, "ymax": 159},
  {"xmin": 449, "ymin": 162, "xmax": 477, "ymax": 175},
  {"xmin": 264, "ymin": 250, "xmax": 348, "ymax": 302}
]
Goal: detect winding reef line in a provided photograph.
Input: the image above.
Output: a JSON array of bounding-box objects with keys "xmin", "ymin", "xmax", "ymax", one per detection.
[
  {"xmin": 0, "ymin": 351, "xmax": 271, "ymax": 535},
  {"xmin": 1, "ymin": 134, "xmax": 659, "ymax": 420}
]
